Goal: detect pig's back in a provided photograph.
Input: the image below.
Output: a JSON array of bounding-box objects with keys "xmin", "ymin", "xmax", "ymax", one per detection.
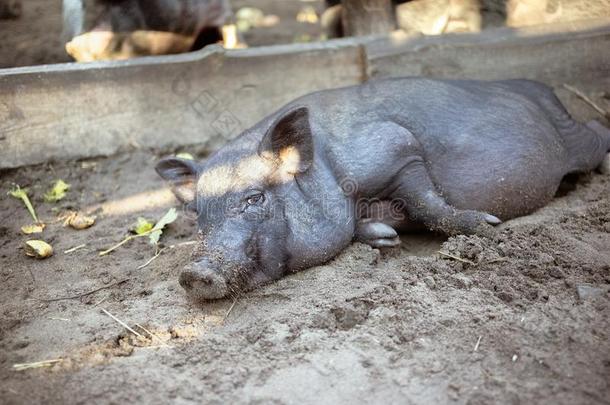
[
  {"xmin": 392, "ymin": 78, "xmax": 570, "ymax": 217},
  {"xmin": 305, "ymin": 78, "xmax": 573, "ymax": 218}
]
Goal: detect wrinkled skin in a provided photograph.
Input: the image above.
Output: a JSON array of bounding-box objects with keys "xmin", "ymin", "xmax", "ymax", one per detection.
[{"xmin": 156, "ymin": 78, "xmax": 610, "ymax": 300}]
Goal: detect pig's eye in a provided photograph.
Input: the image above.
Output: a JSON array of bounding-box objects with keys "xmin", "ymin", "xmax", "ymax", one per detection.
[{"xmin": 246, "ymin": 192, "xmax": 265, "ymax": 206}]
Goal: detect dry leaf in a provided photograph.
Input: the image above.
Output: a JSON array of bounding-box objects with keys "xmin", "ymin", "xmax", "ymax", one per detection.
[
  {"xmin": 67, "ymin": 213, "xmax": 96, "ymax": 230},
  {"xmin": 21, "ymin": 223, "xmax": 45, "ymax": 235},
  {"xmin": 24, "ymin": 240, "xmax": 53, "ymax": 259}
]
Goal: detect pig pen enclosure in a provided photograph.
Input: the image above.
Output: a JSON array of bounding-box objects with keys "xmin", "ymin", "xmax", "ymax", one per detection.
[{"xmin": 1, "ymin": 6, "xmax": 610, "ymax": 405}]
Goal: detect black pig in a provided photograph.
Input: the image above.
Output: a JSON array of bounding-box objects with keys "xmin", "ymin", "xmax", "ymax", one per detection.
[{"xmin": 157, "ymin": 78, "xmax": 610, "ymax": 300}]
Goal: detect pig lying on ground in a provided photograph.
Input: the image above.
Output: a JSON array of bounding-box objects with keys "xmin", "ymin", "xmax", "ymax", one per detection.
[{"xmin": 157, "ymin": 78, "xmax": 610, "ymax": 300}]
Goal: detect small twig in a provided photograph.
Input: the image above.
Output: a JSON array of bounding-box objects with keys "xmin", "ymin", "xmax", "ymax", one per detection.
[
  {"xmin": 134, "ymin": 241, "xmax": 195, "ymax": 270},
  {"xmin": 474, "ymin": 336, "xmax": 482, "ymax": 352},
  {"xmin": 100, "ymin": 308, "xmax": 144, "ymax": 339},
  {"xmin": 223, "ymin": 298, "xmax": 238, "ymax": 323},
  {"xmin": 93, "ymin": 294, "xmax": 110, "ymax": 307},
  {"xmin": 169, "ymin": 240, "xmax": 197, "ymax": 249},
  {"xmin": 48, "ymin": 317, "xmax": 71, "ymax": 322},
  {"xmin": 13, "ymin": 359, "xmax": 62, "ymax": 371},
  {"xmin": 485, "ymin": 257, "xmax": 509, "ymax": 264},
  {"xmin": 563, "ymin": 84, "xmax": 610, "ymax": 119},
  {"xmin": 438, "ymin": 251, "xmax": 476, "ymax": 265},
  {"xmin": 64, "ymin": 244, "xmax": 87, "ymax": 254},
  {"xmin": 137, "ymin": 247, "xmax": 166, "ymax": 270},
  {"xmin": 38, "ymin": 278, "xmax": 129, "ymax": 302},
  {"xmin": 98, "ymin": 234, "xmax": 145, "ymax": 256},
  {"xmin": 135, "ymin": 323, "xmax": 169, "ymax": 346}
]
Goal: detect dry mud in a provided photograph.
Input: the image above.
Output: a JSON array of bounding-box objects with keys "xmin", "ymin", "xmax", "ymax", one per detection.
[{"xmin": 1, "ymin": 84, "xmax": 609, "ymax": 403}]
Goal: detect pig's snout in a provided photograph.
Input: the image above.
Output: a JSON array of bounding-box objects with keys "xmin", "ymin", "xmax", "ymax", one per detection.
[{"xmin": 179, "ymin": 261, "xmax": 228, "ymax": 300}]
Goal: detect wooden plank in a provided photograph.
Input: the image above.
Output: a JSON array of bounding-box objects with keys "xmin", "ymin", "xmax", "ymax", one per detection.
[
  {"xmin": 1, "ymin": 19, "xmax": 609, "ymax": 169},
  {"xmin": 366, "ymin": 18, "xmax": 610, "ymax": 84},
  {"xmin": 0, "ymin": 41, "xmax": 365, "ymax": 169}
]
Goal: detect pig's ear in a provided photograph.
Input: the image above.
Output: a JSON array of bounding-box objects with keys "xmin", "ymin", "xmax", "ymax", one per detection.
[
  {"xmin": 155, "ymin": 157, "xmax": 200, "ymax": 204},
  {"xmin": 258, "ymin": 106, "xmax": 313, "ymax": 174}
]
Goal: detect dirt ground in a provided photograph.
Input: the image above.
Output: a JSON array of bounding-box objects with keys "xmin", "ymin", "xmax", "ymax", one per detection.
[
  {"xmin": 1, "ymin": 0, "xmax": 610, "ymax": 404},
  {"xmin": 0, "ymin": 81, "xmax": 609, "ymax": 403}
]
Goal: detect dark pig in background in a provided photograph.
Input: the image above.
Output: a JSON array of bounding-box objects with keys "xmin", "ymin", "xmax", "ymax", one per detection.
[
  {"xmin": 156, "ymin": 77, "xmax": 610, "ymax": 300},
  {"xmin": 0, "ymin": 0, "xmax": 21, "ymax": 19},
  {"xmin": 62, "ymin": 0, "xmax": 241, "ymax": 62}
]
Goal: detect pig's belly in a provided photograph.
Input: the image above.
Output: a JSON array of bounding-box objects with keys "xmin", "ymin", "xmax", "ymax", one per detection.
[{"xmin": 427, "ymin": 147, "xmax": 567, "ymax": 220}]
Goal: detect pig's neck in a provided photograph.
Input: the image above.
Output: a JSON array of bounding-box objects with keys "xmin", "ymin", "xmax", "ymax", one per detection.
[{"xmin": 285, "ymin": 153, "xmax": 356, "ymax": 271}]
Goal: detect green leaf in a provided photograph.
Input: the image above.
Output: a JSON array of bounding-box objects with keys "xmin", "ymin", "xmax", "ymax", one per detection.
[
  {"xmin": 149, "ymin": 208, "xmax": 178, "ymax": 245},
  {"xmin": 134, "ymin": 217, "xmax": 154, "ymax": 235},
  {"xmin": 8, "ymin": 185, "xmax": 28, "ymax": 199},
  {"xmin": 44, "ymin": 180, "xmax": 71, "ymax": 203},
  {"xmin": 8, "ymin": 185, "xmax": 39, "ymax": 223}
]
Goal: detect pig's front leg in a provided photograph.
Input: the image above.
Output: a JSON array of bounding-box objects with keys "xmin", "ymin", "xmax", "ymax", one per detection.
[
  {"xmin": 391, "ymin": 155, "xmax": 501, "ymax": 236},
  {"xmin": 355, "ymin": 220, "xmax": 401, "ymax": 248}
]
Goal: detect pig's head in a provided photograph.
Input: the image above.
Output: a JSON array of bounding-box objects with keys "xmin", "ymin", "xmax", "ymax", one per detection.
[{"xmin": 156, "ymin": 107, "xmax": 353, "ymax": 300}]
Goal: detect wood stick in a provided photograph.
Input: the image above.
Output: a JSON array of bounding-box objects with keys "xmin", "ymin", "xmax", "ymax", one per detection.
[
  {"xmin": 137, "ymin": 248, "xmax": 166, "ymax": 270},
  {"xmin": 474, "ymin": 336, "xmax": 482, "ymax": 352},
  {"xmin": 101, "ymin": 308, "xmax": 144, "ymax": 338},
  {"xmin": 135, "ymin": 323, "xmax": 169, "ymax": 346},
  {"xmin": 64, "ymin": 244, "xmax": 87, "ymax": 254},
  {"xmin": 223, "ymin": 298, "xmax": 238, "ymax": 322},
  {"xmin": 13, "ymin": 359, "xmax": 62, "ymax": 371},
  {"xmin": 438, "ymin": 251, "xmax": 475, "ymax": 265},
  {"xmin": 563, "ymin": 84, "xmax": 609, "ymax": 118}
]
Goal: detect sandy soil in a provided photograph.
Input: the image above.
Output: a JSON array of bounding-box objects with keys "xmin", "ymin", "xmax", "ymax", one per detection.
[
  {"xmin": 1, "ymin": 0, "xmax": 609, "ymax": 403},
  {"xmin": 0, "ymin": 81, "xmax": 609, "ymax": 403}
]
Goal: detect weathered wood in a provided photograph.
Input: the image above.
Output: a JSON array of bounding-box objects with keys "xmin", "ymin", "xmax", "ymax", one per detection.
[
  {"xmin": 1, "ymin": 19, "xmax": 609, "ymax": 169},
  {"xmin": 0, "ymin": 42, "xmax": 365, "ymax": 169},
  {"xmin": 366, "ymin": 18, "xmax": 610, "ymax": 85},
  {"xmin": 341, "ymin": 0, "xmax": 395, "ymax": 36}
]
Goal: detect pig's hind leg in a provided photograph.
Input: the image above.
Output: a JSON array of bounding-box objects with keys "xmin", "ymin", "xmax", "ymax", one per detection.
[
  {"xmin": 386, "ymin": 132, "xmax": 502, "ymax": 236},
  {"xmin": 360, "ymin": 123, "xmax": 502, "ymax": 236}
]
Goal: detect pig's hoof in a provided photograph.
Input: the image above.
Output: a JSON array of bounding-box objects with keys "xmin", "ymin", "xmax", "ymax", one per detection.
[
  {"xmin": 439, "ymin": 210, "xmax": 502, "ymax": 236},
  {"xmin": 356, "ymin": 221, "xmax": 401, "ymax": 248}
]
